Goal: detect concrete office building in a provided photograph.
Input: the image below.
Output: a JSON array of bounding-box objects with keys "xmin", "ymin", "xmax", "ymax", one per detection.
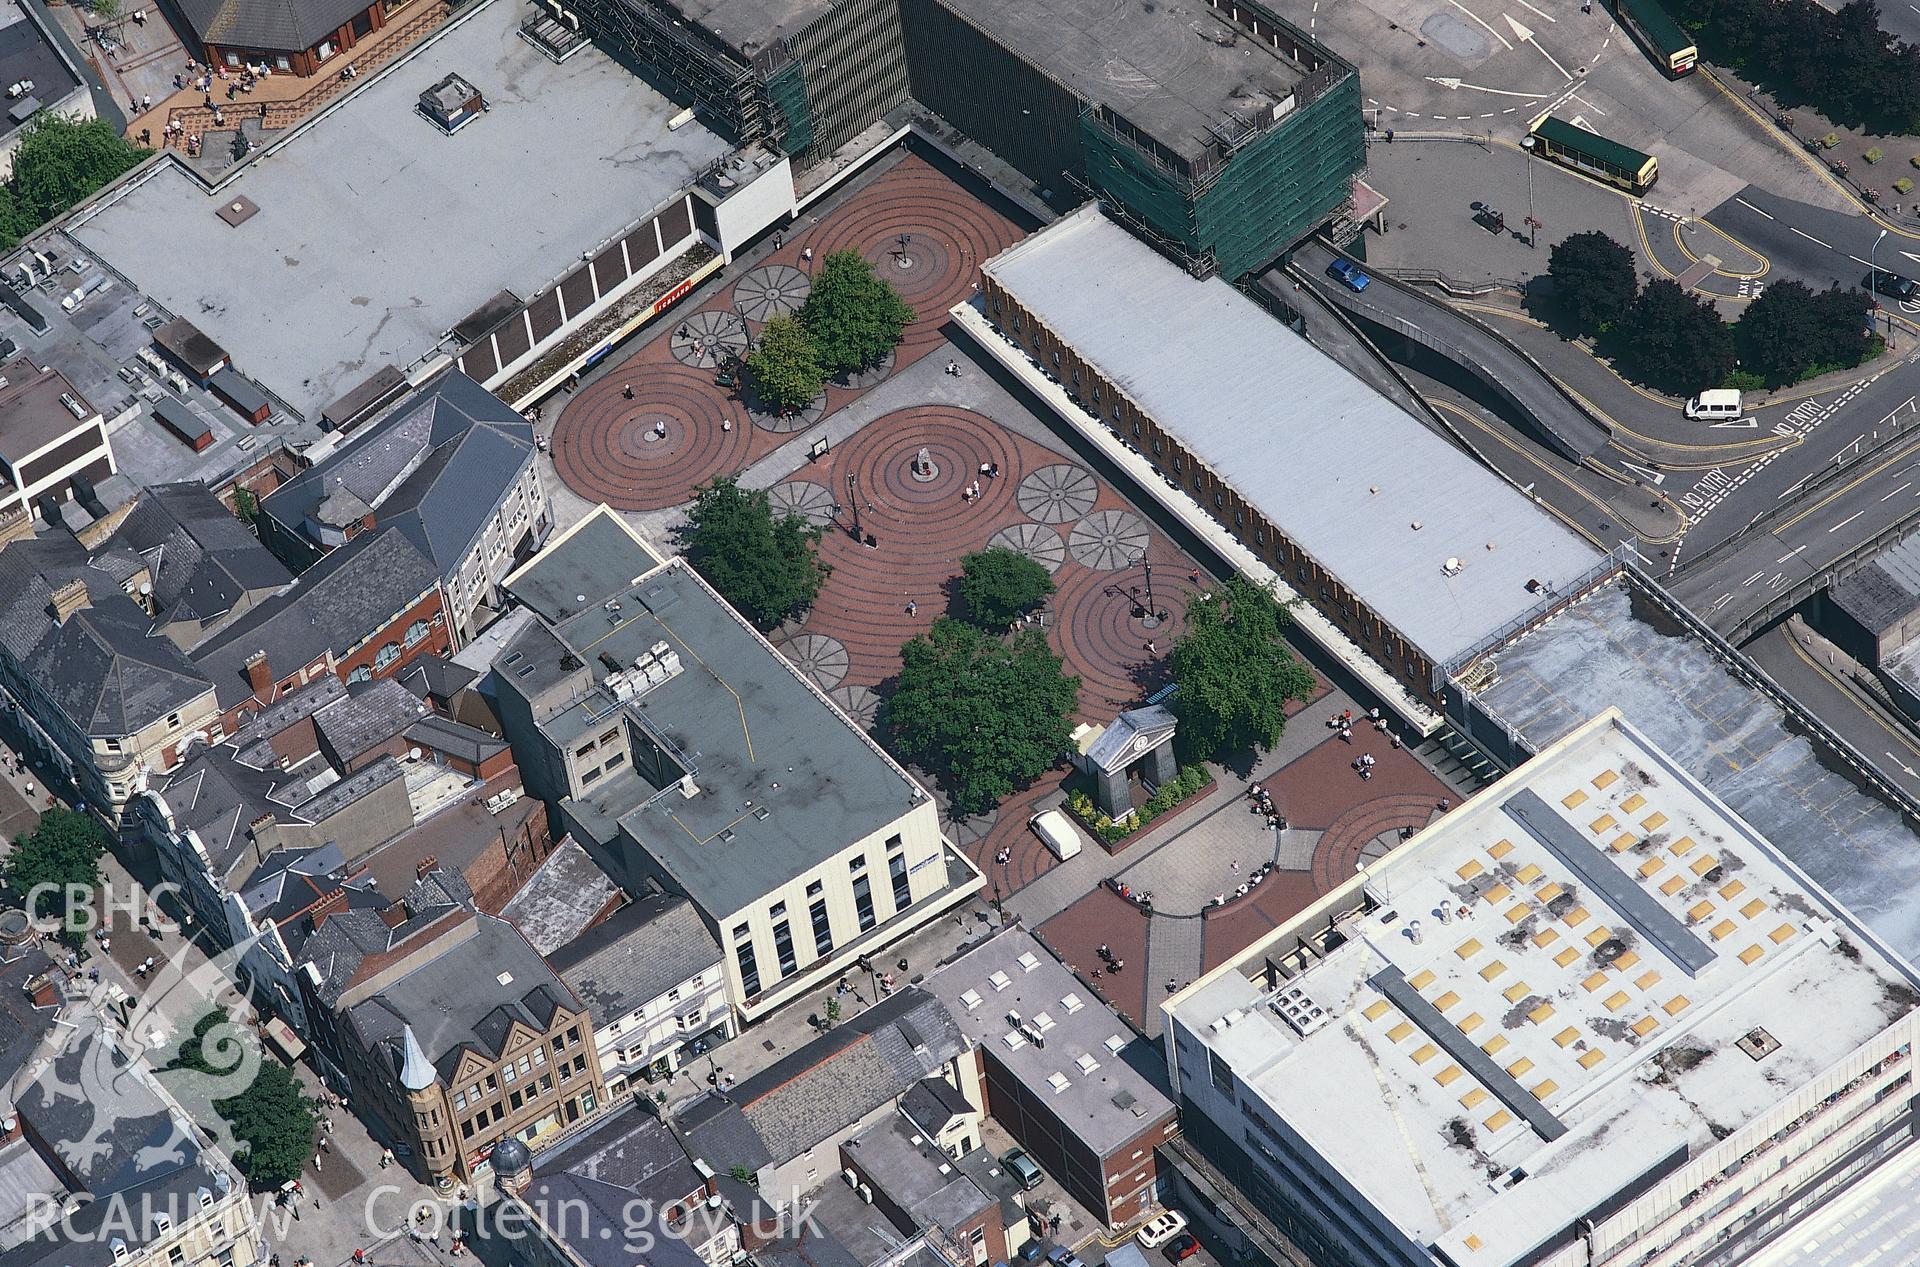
[
  {"xmin": 902, "ymin": 0, "xmax": 1361, "ymax": 278},
  {"xmin": 1164, "ymin": 709, "xmax": 1920, "ymax": 1267},
  {"xmin": 563, "ymin": 0, "xmax": 1360, "ymax": 278},
  {"xmin": 973, "ymin": 206, "xmax": 1605, "ymax": 719},
  {"xmin": 490, "ymin": 507, "xmax": 982, "ymax": 1020},
  {"xmin": 0, "ymin": 357, "xmax": 113, "ymax": 542}
]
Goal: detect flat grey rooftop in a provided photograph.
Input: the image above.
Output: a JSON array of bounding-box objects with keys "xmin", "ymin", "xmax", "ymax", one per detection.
[
  {"xmin": 668, "ymin": 0, "xmax": 835, "ymax": 56},
  {"xmin": 1476, "ymin": 578, "xmax": 1920, "ymax": 961},
  {"xmin": 65, "ymin": 0, "xmax": 731, "ymax": 420},
  {"xmin": 932, "ymin": 0, "xmax": 1308, "ymax": 162},
  {"xmin": 0, "ymin": 0, "xmax": 82, "ymax": 144},
  {"xmin": 983, "ymin": 207, "xmax": 1601, "ymax": 666},
  {"xmin": 554, "ymin": 558, "xmax": 929, "ymax": 919},
  {"xmin": 924, "ymin": 926, "xmax": 1173, "ymax": 1155}
]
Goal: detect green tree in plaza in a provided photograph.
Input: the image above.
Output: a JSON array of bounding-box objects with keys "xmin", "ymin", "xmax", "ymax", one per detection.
[
  {"xmin": 168, "ymin": 1010, "xmax": 317, "ymax": 1191},
  {"xmin": 746, "ymin": 314, "xmax": 826, "ymax": 414},
  {"xmin": 683, "ymin": 476, "xmax": 830, "ymax": 630},
  {"xmin": 1624, "ymin": 279, "xmax": 1737, "ymax": 396},
  {"xmin": 882, "ymin": 618, "xmax": 1080, "ymax": 817},
  {"xmin": 956, "ymin": 546, "xmax": 1054, "ymax": 629},
  {"xmin": 1546, "ymin": 231, "xmax": 1640, "ymax": 334},
  {"xmin": 1, "ymin": 808, "xmax": 109, "ymax": 942},
  {"xmin": 0, "ymin": 116, "xmax": 148, "ymax": 248},
  {"xmin": 1168, "ymin": 577, "xmax": 1317, "ymax": 762},
  {"xmin": 799, "ymin": 249, "xmax": 916, "ymax": 378}
]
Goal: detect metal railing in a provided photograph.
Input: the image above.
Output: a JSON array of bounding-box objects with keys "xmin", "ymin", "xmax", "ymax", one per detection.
[
  {"xmin": 1433, "ymin": 546, "xmax": 1630, "ymax": 692},
  {"xmin": 1624, "ymin": 561, "xmax": 1920, "ymax": 825},
  {"xmin": 1381, "ymin": 266, "xmax": 1527, "ymax": 296},
  {"xmin": 1678, "ymin": 395, "xmax": 1920, "ymax": 578}
]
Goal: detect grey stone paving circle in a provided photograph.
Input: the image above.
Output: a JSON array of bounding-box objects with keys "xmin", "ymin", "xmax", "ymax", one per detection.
[
  {"xmin": 829, "ymin": 684, "xmax": 879, "ymax": 730},
  {"xmin": 777, "ymin": 633, "xmax": 848, "ymax": 691},
  {"xmin": 747, "ymin": 388, "xmax": 827, "ymax": 433},
  {"xmin": 733, "ymin": 264, "xmax": 812, "ymax": 322},
  {"xmin": 1359, "ymin": 833, "xmax": 1398, "ymax": 865},
  {"xmin": 987, "ymin": 521, "xmax": 1067, "ymax": 573},
  {"xmin": 1018, "ymin": 463, "xmax": 1099, "ymax": 525},
  {"xmin": 835, "ymin": 347, "xmax": 896, "ymax": 390},
  {"xmin": 1068, "ymin": 508, "xmax": 1151, "ymax": 572},
  {"xmin": 619, "ymin": 415, "xmax": 682, "ymax": 456},
  {"xmin": 668, "ymin": 309, "xmax": 750, "ymax": 369},
  {"xmin": 941, "ymin": 800, "xmax": 999, "ymax": 846},
  {"xmin": 767, "ymin": 479, "xmax": 838, "ymax": 528}
]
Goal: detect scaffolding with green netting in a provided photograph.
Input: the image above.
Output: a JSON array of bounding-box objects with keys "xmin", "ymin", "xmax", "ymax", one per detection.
[{"xmin": 1079, "ymin": 62, "xmax": 1363, "ymax": 279}]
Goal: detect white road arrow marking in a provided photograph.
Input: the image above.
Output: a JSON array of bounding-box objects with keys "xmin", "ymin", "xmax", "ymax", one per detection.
[
  {"xmin": 1424, "ymin": 77, "xmax": 1549, "ymax": 97},
  {"xmin": 1505, "ymin": 14, "xmax": 1573, "ymax": 78},
  {"xmin": 1708, "ymin": 416, "xmax": 1759, "ymax": 428},
  {"xmin": 1901, "ymin": 251, "xmax": 1920, "ymax": 263},
  {"xmin": 1619, "ymin": 460, "xmax": 1666, "ymax": 484}
]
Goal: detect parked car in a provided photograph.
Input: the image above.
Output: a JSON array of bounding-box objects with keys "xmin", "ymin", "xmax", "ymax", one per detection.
[
  {"xmin": 1001, "ymin": 1147, "xmax": 1044, "ymax": 1191},
  {"xmin": 1046, "ymin": 1250, "xmax": 1087, "ymax": 1267},
  {"xmin": 1137, "ymin": 1212, "xmax": 1189, "ymax": 1249},
  {"xmin": 1326, "ymin": 258, "xmax": 1371, "ymax": 292},
  {"xmin": 1864, "ymin": 270, "xmax": 1919, "ymax": 301},
  {"xmin": 1162, "ymin": 1234, "xmax": 1201, "ymax": 1264}
]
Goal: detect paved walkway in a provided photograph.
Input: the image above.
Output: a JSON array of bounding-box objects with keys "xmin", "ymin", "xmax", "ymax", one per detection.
[
  {"xmin": 550, "ymin": 155, "xmax": 1025, "ymax": 512},
  {"xmin": 1029, "ymin": 683, "xmax": 1457, "ymax": 1036}
]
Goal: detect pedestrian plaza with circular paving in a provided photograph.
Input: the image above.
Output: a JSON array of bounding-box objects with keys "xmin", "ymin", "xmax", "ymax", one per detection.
[{"xmin": 550, "ymin": 156, "xmax": 1025, "ymax": 511}]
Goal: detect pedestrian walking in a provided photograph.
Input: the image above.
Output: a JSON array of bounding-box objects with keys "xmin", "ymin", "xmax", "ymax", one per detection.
[
  {"xmin": 1144, "ymin": 639, "xmax": 1156, "ymax": 654},
  {"xmin": 622, "ymin": 383, "xmax": 634, "ymax": 399},
  {"xmin": 802, "ymin": 246, "xmax": 814, "ymax": 264},
  {"xmin": 905, "ymin": 600, "xmax": 918, "ymax": 617}
]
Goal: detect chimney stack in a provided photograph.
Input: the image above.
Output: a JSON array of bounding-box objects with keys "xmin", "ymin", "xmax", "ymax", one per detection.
[
  {"xmin": 47, "ymin": 580, "xmax": 89, "ymax": 623},
  {"xmin": 244, "ymin": 651, "xmax": 273, "ymax": 700}
]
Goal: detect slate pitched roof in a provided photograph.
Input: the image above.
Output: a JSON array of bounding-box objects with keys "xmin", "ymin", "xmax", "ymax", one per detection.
[
  {"xmin": 0, "ymin": 535, "xmax": 213, "ymax": 738},
  {"xmin": 108, "ymin": 483, "xmax": 290, "ymax": 633},
  {"xmin": 192, "ymin": 525, "xmax": 440, "ymax": 708},
  {"xmin": 725, "ymin": 989, "xmax": 966, "ymax": 1167},
  {"xmin": 342, "ymin": 913, "xmax": 581, "ymax": 1084},
  {"xmin": 175, "ymin": 0, "xmax": 381, "ymax": 58},
  {"xmin": 544, "ymin": 891, "xmax": 719, "ymax": 1014},
  {"xmin": 261, "ymin": 371, "xmax": 533, "ymax": 584}
]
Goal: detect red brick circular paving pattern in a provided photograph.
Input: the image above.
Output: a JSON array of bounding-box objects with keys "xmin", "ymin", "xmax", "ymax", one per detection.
[
  {"xmin": 552, "ymin": 364, "xmax": 751, "ymax": 510},
  {"xmin": 803, "ymin": 168, "xmax": 1014, "ymax": 358},
  {"xmin": 550, "ymin": 155, "xmax": 1025, "ymax": 511}
]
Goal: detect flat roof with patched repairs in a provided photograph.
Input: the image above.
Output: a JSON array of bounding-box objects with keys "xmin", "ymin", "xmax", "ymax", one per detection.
[
  {"xmin": 1171, "ymin": 709, "xmax": 1920, "ymax": 1267},
  {"xmin": 64, "ymin": 0, "xmax": 729, "ymax": 420}
]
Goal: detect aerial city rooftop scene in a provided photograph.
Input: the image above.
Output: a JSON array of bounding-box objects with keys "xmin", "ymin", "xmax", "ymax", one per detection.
[{"xmin": 3, "ymin": 1, "xmax": 1920, "ymax": 1267}]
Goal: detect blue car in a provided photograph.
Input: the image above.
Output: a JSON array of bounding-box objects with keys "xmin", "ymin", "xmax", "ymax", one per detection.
[{"xmin": 1326, "ymin": 259, "xmax": 1371, "ymax": 292}]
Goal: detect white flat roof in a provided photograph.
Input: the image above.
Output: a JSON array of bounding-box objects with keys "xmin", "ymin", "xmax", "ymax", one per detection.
[
  {"xmin": 981, "ymin": 206, "xmax": 1600, "ymax": 666},
  {"xmin": 66, "ymin": 0, "xmax": 730, "ymax": 420},
  {"xmin": 1173, "ymin": 709, "xmax": 1919, "ymax": 1267}
]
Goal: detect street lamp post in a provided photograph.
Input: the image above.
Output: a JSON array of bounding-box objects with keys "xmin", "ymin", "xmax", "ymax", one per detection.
[
  {"xmin": 1873, "ymin": 226, "xmax": 1890, "ymax": 312},
  {"xmin": 1142, "ymin": 558, "xmax": 1164, "ymax": 622},
  {"xmin": 846, "ymin": 472, "xmax": 862, "ymax": 539}
]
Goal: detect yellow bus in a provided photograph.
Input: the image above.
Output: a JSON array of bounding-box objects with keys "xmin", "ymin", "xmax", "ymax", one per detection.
[
  {"xmin": 1526, "ymin": 116, "xmax": 1659, "ymax": 196},
  {"xmin": 1617, "ymin": 0, "xmax": 1698, "ymax": 76}
]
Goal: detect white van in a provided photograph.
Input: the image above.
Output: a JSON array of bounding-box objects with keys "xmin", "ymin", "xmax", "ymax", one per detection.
[
  {"xmin": 1684, "ymin": 389, "xmax": 1743, "ymax": 421},
  {"xmin": 1029, "ymin": 808, "xmax": 1084, "ymax": 860}
]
